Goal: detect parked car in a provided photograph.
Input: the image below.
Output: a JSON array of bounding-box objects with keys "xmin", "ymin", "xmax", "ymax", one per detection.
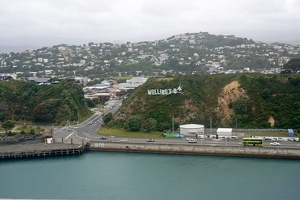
[
  {"xmin": 188, "ymin": 139, "xmax": 197, "ymax": 143},
  {"xmin": 146, "ymin": 138, "xmax": 155, "ymax": 142},
  {"xmin": 270, "ymin": 142, "xmax": 281, "ymax": 146},
  {"xmin": 121, "ymin": 138, "xmax": 129, "ymax": 142}
]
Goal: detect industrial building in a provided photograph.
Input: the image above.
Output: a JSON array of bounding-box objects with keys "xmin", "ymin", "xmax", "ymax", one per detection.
[
  {"xmin": 217, "ymin": 128, "xmax": 233, "ymax": 136},
  {"xmin": 179, "ymin": 124, "xmax": 204, "ymax": 136}
]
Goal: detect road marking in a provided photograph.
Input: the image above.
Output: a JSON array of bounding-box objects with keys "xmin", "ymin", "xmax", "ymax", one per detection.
[
  {"xmin": 84, "ymin": 132, "xmax": 89, "ymax": 136},
  {"xmin": 65, "ymin": 132, "xmax": 75, "ymax": 140}
]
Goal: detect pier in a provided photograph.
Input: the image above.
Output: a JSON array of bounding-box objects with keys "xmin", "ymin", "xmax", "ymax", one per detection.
[{"xmin": 0, "ymin": 143, "xmax": 85, "ymax": 159}]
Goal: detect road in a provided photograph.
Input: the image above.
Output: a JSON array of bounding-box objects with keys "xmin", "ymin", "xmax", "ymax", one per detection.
[
  {"xmin": 53, "ymin": 99, "xmax": 122, "ymax": 143},
  {"xmin": 53, "ymin": 99, "xmax": 300, "ymax": 149},
  {"xmin": 102, "ymin": 137, "xmax": 300, "ymax": 149}
]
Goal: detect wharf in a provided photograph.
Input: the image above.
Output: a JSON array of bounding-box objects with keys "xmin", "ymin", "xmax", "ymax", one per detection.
[
  {"xmin": 89, "ymin": 141, "xmax": 300, "ymax": 159},
  {"xmin": 0, "ymin": 143, "xmax": 85, "ymax": 159}
]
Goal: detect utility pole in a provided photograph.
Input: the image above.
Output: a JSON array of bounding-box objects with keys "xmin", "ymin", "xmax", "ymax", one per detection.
[
  {"xmin": 236, "ymin": 118, "xmax": 237, "ymax": 135},
  {"xmin": 77, "ymin": 111, "xmax": 79, "ymax": 125},
  {"xmin": 172, "ymin": 116, "xmax": 174, "ymax": 133},
  {"xmin": 210, "ymin": 116, "xmax": 212, "ymax": 135}
]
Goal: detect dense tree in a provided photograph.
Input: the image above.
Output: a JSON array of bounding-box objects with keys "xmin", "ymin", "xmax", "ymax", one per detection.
[
  {"xmin": 141, "ymin": 118, "xmax": 157, "ymax": 132},
  {"xmin": 32, "ymin": 99, "xmax": 61, "ymax": 122},
  {"xmin": 127, "ymin": 115, "xmax": 143, "ymax": 131},
  {"xmin": 1, "ymin": 120, "xmax": 15, "ymax": 132},
  {"xmin": 0, "ymin": 80, "xmax": 91, "ymax": 124},
  {"xmin": 103, "ymin": 113, "xmax": 113, "ymax": 124},
  {"xmin": 233, "ymin": 98, "xmax": 248, "ymax": 115},
  {"xmin": 85, "ymin": 98, "xmax": 96, "ymax": 108},
  {"xmin": 282, "ymin": 59, "xmax": 300, "ymax": 74}
]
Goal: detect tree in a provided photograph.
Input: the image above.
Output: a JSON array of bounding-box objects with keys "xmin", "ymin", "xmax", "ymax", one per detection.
[
  {"xmin": 85, "ymin": 98, "xmax": 96, "ymax": 108},
  {"xmin": 127, "ymin": 115, "xmax": 143, "ymax": 131},
  {"xmin": 233, "ymin": 98, "xmax": 248, "ymax": 115},
  {"xmin": 103, "ymin": 113, "xmax": 113, "ymax": 124},
  {"xmin": 141, "ymin": 118, "xmax": 157, "ymax": 132},
  {"xmin": 32, "ymin": 99, "xmax": 60, "ymax": 122},
  {"xmin": 1, "ymin": 120, "xmax": 16, "ymax": 132},
  {"xmin": 282, "ymin": 59, "xmax": 300, "ymax": 74}
]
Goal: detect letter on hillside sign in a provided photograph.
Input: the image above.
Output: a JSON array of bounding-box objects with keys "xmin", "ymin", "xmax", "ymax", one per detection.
[{"xmin": 148, "ymin": 84, "xmax": 184, "ymax": 96}]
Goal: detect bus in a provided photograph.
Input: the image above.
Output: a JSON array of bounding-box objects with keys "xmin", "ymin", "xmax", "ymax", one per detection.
[{"xmin": 243, "ymin": 137, "xmax": 264, "ymax": 147}]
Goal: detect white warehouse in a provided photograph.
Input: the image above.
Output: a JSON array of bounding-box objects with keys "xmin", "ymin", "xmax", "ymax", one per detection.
[
  {"xmin": 180, "ymin": 124, "xmax": 205, "ymax": 136},
  {"xmin": 217, "ymin": 128, "xmax": 233, "ymax": 136}
]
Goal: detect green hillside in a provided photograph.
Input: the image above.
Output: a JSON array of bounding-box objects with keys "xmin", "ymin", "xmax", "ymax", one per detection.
[
  {"xmin": 112, "ymin": 74, "xmax": 300, "ymax": 132},
  {"xmin": 0, "ymin": 80, "xmax": 91, "ymax": 124}
]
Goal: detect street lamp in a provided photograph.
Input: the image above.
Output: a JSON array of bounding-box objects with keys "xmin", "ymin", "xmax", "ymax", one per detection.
[{"xmin": 236, "ymin": 118, "xmax": 238, "ymax": 135}]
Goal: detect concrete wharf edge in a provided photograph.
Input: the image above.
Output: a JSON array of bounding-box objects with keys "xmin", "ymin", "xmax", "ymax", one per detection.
[
  {"xmin": 0, "ymin": 143, "xmax": 85, "ymax": 159},
  {"xmin": 88, "ymin": 141, "xmax": 300, "ymax": 160},
  {"xmin": 1, "ymin": 142, "xmax": 300, "ymax": 160}
]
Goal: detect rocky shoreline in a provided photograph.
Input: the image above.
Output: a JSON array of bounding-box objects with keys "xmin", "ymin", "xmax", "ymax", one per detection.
[{"xmin": 0, "ymin": 133, "xmax": 43, "ymax": 143}]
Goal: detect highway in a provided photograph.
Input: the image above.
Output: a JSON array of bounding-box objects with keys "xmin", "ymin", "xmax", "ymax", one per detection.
[
  {"xmin": 53, "ymin": 99, "xmax": 300, "ymax": 149},
  {"xmin": 54, "ymin": 124, "xmax": 300, "ymax": 149}
]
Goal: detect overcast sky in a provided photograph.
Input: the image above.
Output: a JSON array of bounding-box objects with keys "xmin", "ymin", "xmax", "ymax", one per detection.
[{"xmin": 0, "ymin": 0, "xmax": 300, "ymax": 47}]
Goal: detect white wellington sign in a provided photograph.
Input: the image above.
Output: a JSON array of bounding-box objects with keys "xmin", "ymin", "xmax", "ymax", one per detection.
[{"xmin": 148, "ymin": 84, "xmax": 184, "ymax": 96}]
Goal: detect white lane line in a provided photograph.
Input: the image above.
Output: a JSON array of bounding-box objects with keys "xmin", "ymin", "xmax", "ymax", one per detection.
[{"xmin": 65, "ymin": 132, "xmax": 75, "ymax": 140}]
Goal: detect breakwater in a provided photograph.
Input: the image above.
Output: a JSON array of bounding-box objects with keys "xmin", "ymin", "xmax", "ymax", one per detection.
[{"xmin": 89, "ymin": 141, "xmax": 300, "ymax": 159}]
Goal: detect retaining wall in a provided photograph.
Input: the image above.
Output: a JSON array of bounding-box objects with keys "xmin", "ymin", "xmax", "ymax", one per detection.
[{"xmin": 89, "ymin": 141, "xmax": 300, "ymax": 159}]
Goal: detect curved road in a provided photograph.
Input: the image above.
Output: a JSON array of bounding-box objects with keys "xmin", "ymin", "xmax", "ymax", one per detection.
[{"xmin": 53, "ymin": 99, "xmax": 300, "ymax": 149}]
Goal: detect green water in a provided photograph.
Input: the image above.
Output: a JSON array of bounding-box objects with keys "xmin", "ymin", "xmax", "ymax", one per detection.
[{"xmin": 0, "ymin": 152, "xmax": 299, "ymax": 200}]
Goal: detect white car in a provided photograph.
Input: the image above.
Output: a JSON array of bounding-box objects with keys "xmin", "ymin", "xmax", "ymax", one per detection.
[
  {"xmin": 186, "ymin": 137, "xmax": 191, "ymax": 141},
  {"xmin": 188, "ymin": 139, "xmax": 197, "ymax": 143},
  {"xmin": 121, "ymin": 138, "xmax": 129, "ymax": 142},
  {"xmin": 270, "ymin": 142, "xmax": 281, "ymax": 146}
]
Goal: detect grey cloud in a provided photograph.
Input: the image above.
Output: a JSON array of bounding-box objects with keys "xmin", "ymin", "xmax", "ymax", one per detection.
[{"xmin": 0, "ymin": 0, "xmax": 299, "ymax": 46}]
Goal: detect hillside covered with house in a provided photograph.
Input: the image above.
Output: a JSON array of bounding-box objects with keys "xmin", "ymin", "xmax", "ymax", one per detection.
[{"xmin": 0, "ymin": 32, "xmax": 300, "ymax": 80}]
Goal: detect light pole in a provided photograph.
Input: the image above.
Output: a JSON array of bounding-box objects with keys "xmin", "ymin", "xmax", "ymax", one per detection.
[
  {"xmin": 172, "ymin": 116, "xmax": 174, "ymax": 133},
  {"xmin": 210, "ymin": 116, "xmax": 212, "ymax": 135},
  {"xmin": 236, "ymin": 118, "xmax": 238, "ymax": 135}
]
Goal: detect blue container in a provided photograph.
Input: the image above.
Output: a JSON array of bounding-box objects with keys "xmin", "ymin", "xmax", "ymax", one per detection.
[{"xmin": 288, "ymin": 129, "xmax": 294, "ymax": 137}]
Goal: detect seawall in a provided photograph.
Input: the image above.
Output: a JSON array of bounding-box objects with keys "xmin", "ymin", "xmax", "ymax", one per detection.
[{"xmin": 89, "ymin": 141, "xmax": 300, "ymax": 159}]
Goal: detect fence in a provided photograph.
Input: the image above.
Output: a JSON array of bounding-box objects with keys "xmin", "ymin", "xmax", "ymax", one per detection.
[{"xmin": 205, "ymin": 128, "xmax": 292, "ymax": 133}]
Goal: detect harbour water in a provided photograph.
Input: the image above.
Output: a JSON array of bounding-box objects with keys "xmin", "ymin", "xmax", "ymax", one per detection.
[{"xmin": 0, "ymin": 152, "xmax": 299, "ymax": 200}]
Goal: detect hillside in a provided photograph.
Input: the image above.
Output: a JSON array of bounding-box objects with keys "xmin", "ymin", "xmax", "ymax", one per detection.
[
  {"xmin": 112, "ymin": 74, "xmax": 300, "ymax": 131},
  {"xmin": 1, "ymin": 32, "xmax": 299, "ymax": 78},
  {"xmin": 0, "ymin": 80, "xmax": 91, "ymax": 124}
]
